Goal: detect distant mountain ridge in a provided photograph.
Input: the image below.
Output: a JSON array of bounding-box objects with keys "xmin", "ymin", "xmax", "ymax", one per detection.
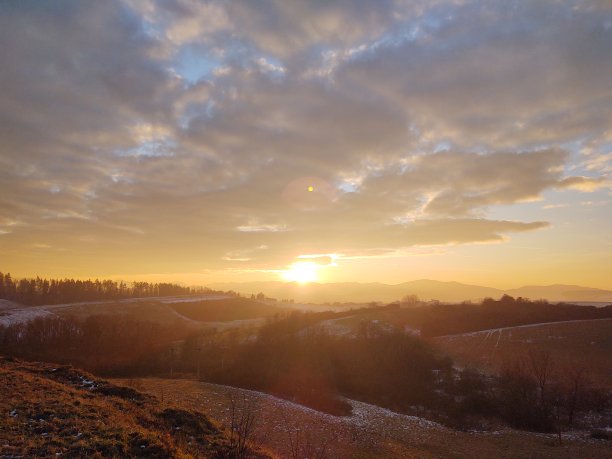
[{"xmin": 208, "ymin": 279, "xmax": 612, "ymax": 304}]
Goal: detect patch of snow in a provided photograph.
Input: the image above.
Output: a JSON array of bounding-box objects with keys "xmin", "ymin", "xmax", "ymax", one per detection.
[
  {"xmin": 0, "ymin": 299, "xmax": 21, "ymax": 311},
  {"xmin": 0, "ymin": 307, "xmax": 54, "ymax": 326},
  {"xmin": 0, "ymin": 295, "xmax": 232, "ymax": 327},
  {"xmin": 346, "ymin": 399, "xmax": 443, "ymax": 429},
  {"xmin": 438, "ymin": 318, "xmax": 612, "ymax": 338},
  {"xmin": 161, "ymin": 295, "xmax": 230, "ymax": 304},
  {"xmin": 196, "ymin": 381, "xmax": 443, "ymax": 431},
  {"xmin": 79, "ymin": 376, "xmax": 96, "ymax": 389}
]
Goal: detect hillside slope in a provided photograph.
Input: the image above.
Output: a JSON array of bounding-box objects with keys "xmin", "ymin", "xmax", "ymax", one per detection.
[
  {"xmin": 0, "ymin": 357, "xmax": 268, "ymax": 458},
  {"xmin": 432, "ymin": 318, "xmax": 612, "ymax": 388},
  {"xmin": 506, "ymin": 284, "xmax": 612, "ymax": 302},
  {"xmin": 121, "ymin": 377, "xmax": 612, "ymax": 459},
  {"xmin": 169, "ymin": 297, "xmax": 287, "ymax": 322},
  {"xmin": 209, "ymin": 280, "xmax": 612, "ymax": 303}
]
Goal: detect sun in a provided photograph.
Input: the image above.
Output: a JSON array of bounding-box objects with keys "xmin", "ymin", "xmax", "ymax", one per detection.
[{"xmin": 282, "ymin": 261, "xmax": 319, "ymax": 283}]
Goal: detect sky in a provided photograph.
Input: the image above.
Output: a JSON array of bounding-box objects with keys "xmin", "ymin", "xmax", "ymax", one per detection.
[{"xmin": 0, "ymin": 0, "xmax": 611, "ymax": 289}]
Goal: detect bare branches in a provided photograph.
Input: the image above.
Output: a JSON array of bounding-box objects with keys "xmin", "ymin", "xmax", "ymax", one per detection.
[
  {"xmin": 227, "ymin": 393, "xmax": 258, "ymax": 459},
  {"xmin": 279, "ymin": 408, "xmax": 334, "ymax": 459}
]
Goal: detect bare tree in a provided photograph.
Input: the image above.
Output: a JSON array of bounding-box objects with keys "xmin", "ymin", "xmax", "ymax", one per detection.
[
  {"xmin": 227, "ymin": 393, "xmax": 258, "ymax": 459},
  {"xmin": 527, "ymin": 349, "xmax": 552, "ymax": 405},
  {"xmin": 400, "ymin": 294, "xmax": 419, "ymax": 307},
  {"xmin": 547, "ymin": 381, "xmax": 567, "ymax": 445},
  {"xmin": 564, "ymin": 364, "xmax": 588, "ymax": 426},
  {"xmin": 280, "ymin": 408, "xmax": 333, "ymax": 459}
]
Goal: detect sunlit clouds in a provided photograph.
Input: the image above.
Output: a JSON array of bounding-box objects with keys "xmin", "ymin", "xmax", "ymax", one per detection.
[{"xmin": 0, "ymin": 1, "xmax": 610, "ymax": 288}]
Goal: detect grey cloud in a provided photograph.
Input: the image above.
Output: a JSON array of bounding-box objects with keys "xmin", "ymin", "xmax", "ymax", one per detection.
[
  {"xmin": 1, "ymin": 0, "xmax": 609, "ymax": 275},
  {"xmin": 142, "ymin": 0, "xmax": 406, "ymax": 58},
  {"xmin": 335, "ymin": 1, "xmax": 612, "ymax": 151}
]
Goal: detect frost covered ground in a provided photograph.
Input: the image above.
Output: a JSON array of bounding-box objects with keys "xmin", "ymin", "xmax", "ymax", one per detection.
[
  {"xmin": 0, "ymin": 305, "xmax": 55, "ymax": 326},
  {"xmin": 117, "ymin": 377, "xmax": 612, "ymax": 458},
  {"xmin": 0, "ymin": 294, "xmax": 232, "ymax": 327}
]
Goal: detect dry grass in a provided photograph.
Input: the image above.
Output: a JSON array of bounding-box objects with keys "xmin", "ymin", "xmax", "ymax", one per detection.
[
  {"xmin": 0, "ymin": 357, "xmax": 270, "ymax": 458},
  {"xmin": 168, "ymin": 298, "xmax": 286, "ymax": 322},
  {"xmin": 117, "ymin": 377, "xmax": 612, "ymax": 459},
  {"xmin": 432, "ymin": 318, "xmax": 612, "ymax": 388},
  {"xmin": 52, "ymin": 301, "xmax": 199, "ymax": 327}
]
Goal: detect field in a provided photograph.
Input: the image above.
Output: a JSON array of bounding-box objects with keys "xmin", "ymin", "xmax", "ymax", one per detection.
[
  {"xmin": 0, "ymin": 295, "xmax": 285, "ymax": 332},
  {"xmin": 432, "ymin": 319, "xmax": 612, "ymax": 388},
  {"xmin": 169, "ymin": 297, "xmax": 287, "ymax": 322},
  {"xmin": 117, "ymin": 377, "xmax": 612, "ymax": 459}
]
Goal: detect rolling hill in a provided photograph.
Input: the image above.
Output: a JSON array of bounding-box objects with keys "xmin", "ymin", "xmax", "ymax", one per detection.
[
  {"xmin": 506, "ymin": 284, "xmax": 612, "ymax": 303},
  {"xmin": 209, "ymin": 280, "xmax": 612, "ymax": 304},
  {"xmin": 432, "ymin": 319, "xmax": 612, "ymax": 389},
  {"xmin": 169, "ymin": 297, "xmax": 287, "ymax": 322}
]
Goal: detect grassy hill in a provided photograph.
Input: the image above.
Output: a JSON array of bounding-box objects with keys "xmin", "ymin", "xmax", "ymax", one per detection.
[
  {"xmin": 169, "ymin": 297, "xmax": 287, "ymax": 322},
  {"xmin": 506, "ymin": 284, "xmax": 612, "ymax": 303},
  {"xmin": 0, "ymin": 357, "xmax": 269, "ymax": 458},
  {"xmin": 432, "ymin": 319, "xmax": 612, "ymax": 388}
]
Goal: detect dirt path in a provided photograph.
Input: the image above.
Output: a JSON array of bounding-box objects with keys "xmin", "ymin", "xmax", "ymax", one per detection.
[{"xmin": 115, "ymin": 378, "xmax": 611, "ymax": 459}]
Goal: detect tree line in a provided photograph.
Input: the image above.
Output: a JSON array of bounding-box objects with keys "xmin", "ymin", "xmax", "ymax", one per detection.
[
  {"xmin": 0, "ymin": 272, "xmax": 210, "ymax": 306},
  {"xmin": 414, "ymin": 295, "xmax": 612, "ymax": 337},
  {"xmin": 0, "ymin": 315, "xmax": 186, "ymax": 374}
]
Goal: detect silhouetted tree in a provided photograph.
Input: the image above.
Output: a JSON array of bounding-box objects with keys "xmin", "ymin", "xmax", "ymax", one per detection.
[{"xmin": 0, "ymin": 272, "xmax": 196, "ymax": 305}]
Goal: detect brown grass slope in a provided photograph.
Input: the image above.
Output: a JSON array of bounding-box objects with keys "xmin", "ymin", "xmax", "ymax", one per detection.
[
  {"xmin": 169, "ymin": 298, "xmax": 286, "ymax": 322},
  {"xmin": 432, "ymin": 318, "xmax": 612, "ymax": 388},
  {"xmin": 0, "ymin": 357, "xmax": 269, "ymax": 458}
]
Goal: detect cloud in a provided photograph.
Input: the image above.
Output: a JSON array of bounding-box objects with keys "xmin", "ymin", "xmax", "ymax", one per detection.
[
  {"xmin": 353, "ymin": 149, "xmax": 572, "ymax": 218},
  {"xmin": 0, "ymin": 0, "xmax": 609, "ymax": 277},
  {"xmin": 334, "ymin": 2, "xmax": 612, "ymax": 151},
  {"xmin": 557, "ymin": 176, "xmax": 609, "ymax": 192}
]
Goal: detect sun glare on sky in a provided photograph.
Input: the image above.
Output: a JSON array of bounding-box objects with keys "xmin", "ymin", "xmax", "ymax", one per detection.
[{"xmin": 282, "ymin": 262, "xmax": 319, "ymax": 283}]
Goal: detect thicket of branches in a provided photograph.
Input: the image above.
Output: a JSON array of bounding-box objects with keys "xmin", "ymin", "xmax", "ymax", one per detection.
[
  {"xmin": 497, "ymin": 349, "xmax": 609, "ymax": 432},
  {"xmin": 0, "ymin": 315, "xmax": 187, "ymax": 374},
  {"xmin": 0, "ymin": 271, "xmax": 209, "ymax": 306},
  {"xmin": 177, "ymin": 312, "xmax": 609, "ymax": 431}
]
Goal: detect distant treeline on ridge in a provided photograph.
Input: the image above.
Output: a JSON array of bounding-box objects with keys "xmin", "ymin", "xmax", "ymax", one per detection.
[{"xmin": 0, "ymin": 272, "xmax": 211, "ymax": 306}]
